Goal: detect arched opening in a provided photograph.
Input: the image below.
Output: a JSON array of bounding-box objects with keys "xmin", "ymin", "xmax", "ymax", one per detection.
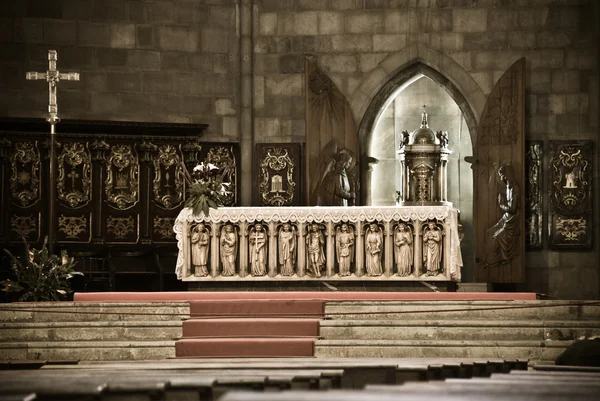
[{"xmin": 360, "ymin": 63, "xmax": 477, "ymax": 281}]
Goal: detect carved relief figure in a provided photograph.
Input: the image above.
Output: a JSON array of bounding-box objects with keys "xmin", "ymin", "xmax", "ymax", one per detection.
[
  {"xmin": 394, "ymin": 223, "xmax": 413, "ymax": 277},
  {"xmin": 423, "ymin": 222, "xmax": 442, "ymax": 276},
  {"xmin": 336, "ymin": 223, "xmax": 354, "ymax": 276},
  {"xmin": 278, "ymin": 223, "xmax": 296, "ymax": 276},
  {"xmin": 220, "ymin": 224, "xmax": 237, "ymax": 276},
  {"xmin": 191, "ymin": 223, "xmax": 209, "ymax": 277},
  {"xmin": 310, "ymin": 141, "xmax": 357, "ymax": 206},
  {"xmin": 306, "ymin": 223, "xmax": 325, "ymax": 277},
  {"xmin": 249, "ymin": 223, "xmax": 267, "ymax": 276},
  {"xmin": 484, "ymin": 164, "xmax": 520, "ymax": 267},
  {"xmin": 365, "ymin": 223, "xmax": 383, "ymax": 276}
]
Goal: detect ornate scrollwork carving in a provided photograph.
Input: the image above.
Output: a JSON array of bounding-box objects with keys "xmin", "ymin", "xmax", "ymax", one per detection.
[
  {"xmin": 206, "ymin": 146, "xmax": 236, "ymax": 206},
  {"xmin": 57, "ymin": 142, "xmax": 92, "ymax": 208},
  {"xmin": 525, "ymin": 142, "xmax": 542, "ymax": 250},
  {"xmin": 10, "ymin": 141, "xmax": 41, "ymax": 207},
  {"xmin": 259, "ymin": 147, "xmax": 295, "ymax": 206},
  {"xmin": 107, "ymin": 215, "xmax": 135, "ymax": 240},
  {"xmin": 90, "ymin": 139, "xmax": 109, "ymax": 162},
  {"xmin": 153, "ymin": 144, "xmax": 184, "ymax": 210},
  {"xmin": 551, "ymin": 145, "xmax": 590, "ymax": 212},
  {"xmin": 105, "ymin": 144, "xmax": 139, "ymax": 210},
  {"xmin": 555, "ymin": 217, "xmax": 586, "ymax": 242},
  {"xmin": 153, "ymin": 216, "xmax": 175, "ymax": 240},
  {"xmin": 11, "ymin": 215, "xmax": 38, "ymax": 240},
  {"xmin": 58, "ymin": 214, "xmax": 87, "ymax": 239}
]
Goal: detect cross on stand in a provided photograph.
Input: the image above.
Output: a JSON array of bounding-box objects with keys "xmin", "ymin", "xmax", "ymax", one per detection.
[{"xmin": 26, "ymin": 50, "xmax": 80, "ymax": 254}]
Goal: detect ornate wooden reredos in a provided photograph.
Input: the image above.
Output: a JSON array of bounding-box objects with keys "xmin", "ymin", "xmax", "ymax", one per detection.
[{"xmin": 0, "ymin": 118, "xmax": 240, "ymax": 289}]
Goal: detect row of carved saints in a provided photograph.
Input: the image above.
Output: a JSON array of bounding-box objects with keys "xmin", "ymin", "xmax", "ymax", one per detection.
[{"xmin": 189, "ymin": 221, "xmax": 443, "ymax": 278}]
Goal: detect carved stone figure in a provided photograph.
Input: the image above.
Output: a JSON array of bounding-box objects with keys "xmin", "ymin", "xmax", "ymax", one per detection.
[
  {"xmin": 278, "ymin": 223, "xmax": 296, "ymax": 276},
  {"xmin": 484, "ymin": 164, "xmax": 520, "ymax": 267},
  {"xmin": 310, "ymin": 140, "xmax": 357, "ymax": 206},
  {"xmin": 220, "ymin": 224, "xmax": 237, "ymax": 276},
  {"xmin": 336, "ymin": 223, "xmax": 354, "ymax": 276},
  {"xmin": 306, "ymin": 223, "xmax": 325, "ymax": 277},
  {"xmin": 365, "ymin": 223, "xmax": 383, "ymax": 276},
  {"xmin": 249, "ymin": 223, "xmax": 267, "ymax": 276},
  {"xmin": 190, "ymin": 223, "xmax": 209, "ymax": 277},
  {"xmin": 394, "ymin": 223, "xmax": 413, "ymax": 277},
  {"xmin": 423, "ymin": 222, "xmax": 442, "ymax": 276}
]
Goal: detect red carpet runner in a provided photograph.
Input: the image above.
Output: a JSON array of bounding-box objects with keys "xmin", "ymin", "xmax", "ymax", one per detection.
[{"xmin": 73, "ymin": 292, "xmax": 538, "ymax": 358}]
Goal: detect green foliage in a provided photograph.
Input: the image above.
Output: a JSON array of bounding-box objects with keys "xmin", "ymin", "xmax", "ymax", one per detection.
[
  {"xmin": 183, "ymin": 162, "xmax": 231, "ymax": 217},
  {"xmin": 1, "ymin": 238, "xmax": 83, "ymax": 302}
]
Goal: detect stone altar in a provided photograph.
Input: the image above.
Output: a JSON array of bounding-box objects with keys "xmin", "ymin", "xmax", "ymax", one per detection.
[{"xmin": 174, "ymin": 206, "xmax": 462, "ymax": 282}]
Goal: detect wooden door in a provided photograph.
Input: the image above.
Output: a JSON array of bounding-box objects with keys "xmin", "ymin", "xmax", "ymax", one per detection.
[{"xmin": 475, "ymin": 58, "xmax": 526, "ymax": 283}]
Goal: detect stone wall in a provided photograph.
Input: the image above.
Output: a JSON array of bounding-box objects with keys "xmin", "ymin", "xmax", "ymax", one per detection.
[{"xmin": 0, "ymin": 0, "xmax": 598, "ymax": 298}]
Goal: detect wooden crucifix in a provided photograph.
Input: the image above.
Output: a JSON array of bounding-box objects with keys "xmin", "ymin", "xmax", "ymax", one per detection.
[{"xmin": 26, "ymin": 50, "xmax": 80, "ymax": 254}]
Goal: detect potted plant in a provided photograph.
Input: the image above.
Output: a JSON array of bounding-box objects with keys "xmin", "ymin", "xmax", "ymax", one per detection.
[
  {"xmin": 183, "ymin": 161, "xmax": 232, "ymax": 217},
  {"xmin": 1, "ymin": 237, "xmax": 83, "ymax": 302}
]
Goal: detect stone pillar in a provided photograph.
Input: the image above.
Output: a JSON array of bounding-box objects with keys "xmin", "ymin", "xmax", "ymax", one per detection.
[
  {"xmin": 355, "ymin": 222, "xmax": 364, "ymax": 277},
  {"xmin": 183, "ymin": 220, "xmax": 191, "ymax": 278},
  {"xmin": 297, "ymin": 223, "xmax": 305, "ymax": 277},
  {"xmin": 238, "ymin": 221, "xmax": 248, "ymax": 277},
  {"xmin": 239, "ymin": 0, "xmax": 253, "ymax": 205},
  {"xmin": 326, "ymin": 221, "xmax": 335, "ymax": 277},
  {"xmin": 211, "ymin": 224, "xmax": 220, "ymax": 277},
  {"xmin": 384, "ymin": 221, "xmax": 393, "ymax": 277},
  {"xmin": 268, "ymin": 221, "xmax": 277, "ymax": 277},
  {"xmin": 361, "ymin": 156, "xmax": 379, "ymax": 205},
  {"xmin": 443, "ymin": 222, "xmax": 450, "ymax": 278},
  {"xmin": 413, "ymin": 221, "xmax": 422, "ymax": 277}
]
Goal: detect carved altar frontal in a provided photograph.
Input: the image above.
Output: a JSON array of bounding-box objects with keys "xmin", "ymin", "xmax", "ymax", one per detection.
[{"xmin": 174, "ymin": 206, "xmax": 462, "ymax": 282}]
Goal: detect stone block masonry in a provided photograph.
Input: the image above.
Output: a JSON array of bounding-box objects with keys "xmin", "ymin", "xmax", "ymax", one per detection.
[{"xmin": 0, "ymin": 0, "xmax": 597, "ymax": 299}]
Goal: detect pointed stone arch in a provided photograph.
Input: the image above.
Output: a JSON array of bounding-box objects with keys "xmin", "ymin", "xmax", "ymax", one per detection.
[{"xmin": 350, "ymin": 44, "xmax": 486, "ymax": 157}]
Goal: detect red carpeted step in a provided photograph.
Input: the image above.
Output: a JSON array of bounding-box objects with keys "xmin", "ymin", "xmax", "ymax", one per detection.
[
  {"xmin": 73, "ymin": 291, "xmax": 539, "ymax": 302},
  {"xmin": 175, "ymin": 338, "xmax": 314, "ymax": 357},
  {"xmin": 183, "ymin": 318, "xmax": 320, "ymax": 337},
  {"xmin": 190, "ymin": 299, "xmax": 324, "ymax": 317}
]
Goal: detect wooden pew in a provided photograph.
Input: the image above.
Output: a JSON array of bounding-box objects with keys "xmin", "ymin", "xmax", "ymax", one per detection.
[{"xmin": 218, "ymin": 389, "xmax": 597, "ymax": 401}]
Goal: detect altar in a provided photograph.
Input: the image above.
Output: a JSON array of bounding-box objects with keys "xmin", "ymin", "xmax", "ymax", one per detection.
[{"xmin": 174, "ymin": 206, "xmax": 462, "ymax": 282}]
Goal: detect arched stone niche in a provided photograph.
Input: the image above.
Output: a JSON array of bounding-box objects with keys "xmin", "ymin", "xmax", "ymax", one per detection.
[{"xmin": 354, "ymin": 54, "xmax": 483, "ymax": 282}]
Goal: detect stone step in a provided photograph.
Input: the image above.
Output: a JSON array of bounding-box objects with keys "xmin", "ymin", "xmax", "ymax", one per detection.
[
  {"xmin": 323, "ymin": 301, "xmax": 600, "ymax": 321},
  {"xmin": 0, "ymin": 321, "xmax": 183, "ymax": 342},
  {"xmin": 314, "ymin": 339, "xmax": 572, "ymax": 360},
  {"xmin": 0, "ymin": 302, "xmax": 190, "ymax": 322},
  {"xmin": 319, "ymin": 320, "xmax": 600, "ymax": 341},
  {"xmin": 183, "ymin": 318, "xmax": 320, "ymax": 337},
  {"xmin": 0, "ymin": 340, "xmax": 175, "ymax": 361}
]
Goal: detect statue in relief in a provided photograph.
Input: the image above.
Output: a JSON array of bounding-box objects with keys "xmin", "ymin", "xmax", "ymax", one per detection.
[
  {"xmin": 394, "ymin": 223, "xmax": 413, "ymax": 277},
  {"xmin": 423, "ymin": 222, "xmax": 442, "ymax": 276},
  {"xmin": 249, "ymin": 223, "xmax": 267, "ymax": 276},
  {"xmin": 220, "ymin": 224, "xmax": 237, "ymax": 276},
  {"xmin": 278, "ymin": 223, "xmax": 296, "ymax": 276},
  {"xmin": 336, "ymin": 223, "xmax": 354, "ymax": 276},
  {"xmin": 484, "ymin": 164, "xmax": 520, "ymax": 267},
  {"xmin": 310, "ymin": 140, "xmax": 357, "ymax": 206},
  {"xmin": 306, "ymin": 223, "xmax": 326, "ymax": 277},
  {"xmin": 365, "ymin": 223, "xmax": 383, "ymax": 276},
  {"xmin": 190, "ymin": 223, "xmax": 209, "ymax": 277}
]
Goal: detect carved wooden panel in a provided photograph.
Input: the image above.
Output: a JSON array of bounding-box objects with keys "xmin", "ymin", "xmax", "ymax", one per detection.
[
  {"xmin": 525, "ymin": 141, "xmax": 543, "ymax": 250},
  {"xmin": 10, "ymin": 141, "xmax": 41, "ymax": 207},
  {"xmin": 57, "ymin": 213, "xmax": 91, "ymax": 243},
  {"xmin": 475, "ymin": 58, "xmax": 525, "ymax": 283},
  {"xmin": 205, "ymin": 145, "xmax": 238, "ymax": 206},
  {"xmin": 255, "ymin": 143, "xmax": 302, "ymax": 206},
  {"xmin": 10, "ymin": 213, "xmax": 40, "ymax": 243},
  {"xmin": 305, "ymin": 59, "xmax": 360, "ymax": 206},
  {"xmin": 57, "ymin": 141, "xmax": 91, "ymax": 208},
  {"xmin": 548, "ymin": 141, "xmax": 593, "ymax": 249}
]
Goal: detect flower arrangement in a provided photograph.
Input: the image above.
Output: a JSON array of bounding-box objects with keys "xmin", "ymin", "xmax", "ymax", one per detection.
[
  {"xmin": 1, "ymin": 237, "xmax": 83, "ymax": 302},
  {"xmin": 183, "ymin": 161, "xmax": 232, "ymax": 217}
]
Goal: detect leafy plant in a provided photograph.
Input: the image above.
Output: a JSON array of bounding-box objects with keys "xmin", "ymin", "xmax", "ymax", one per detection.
[
  {"xmin": 1, "ymin": 237, "xmax": 83, "ymax": 302},
  {"xmin": 183, "ymin": 162, "xmax": 232, "ymax": 217}
]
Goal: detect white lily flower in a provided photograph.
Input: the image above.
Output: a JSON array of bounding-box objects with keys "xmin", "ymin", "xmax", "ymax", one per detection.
[
  {"xmin": 208, "ymin": 163, "xmax": 218, "ymax": 170},
  {"xmin": 193, "ymin": 164, "xmax": 202, "ymax": 172}
]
